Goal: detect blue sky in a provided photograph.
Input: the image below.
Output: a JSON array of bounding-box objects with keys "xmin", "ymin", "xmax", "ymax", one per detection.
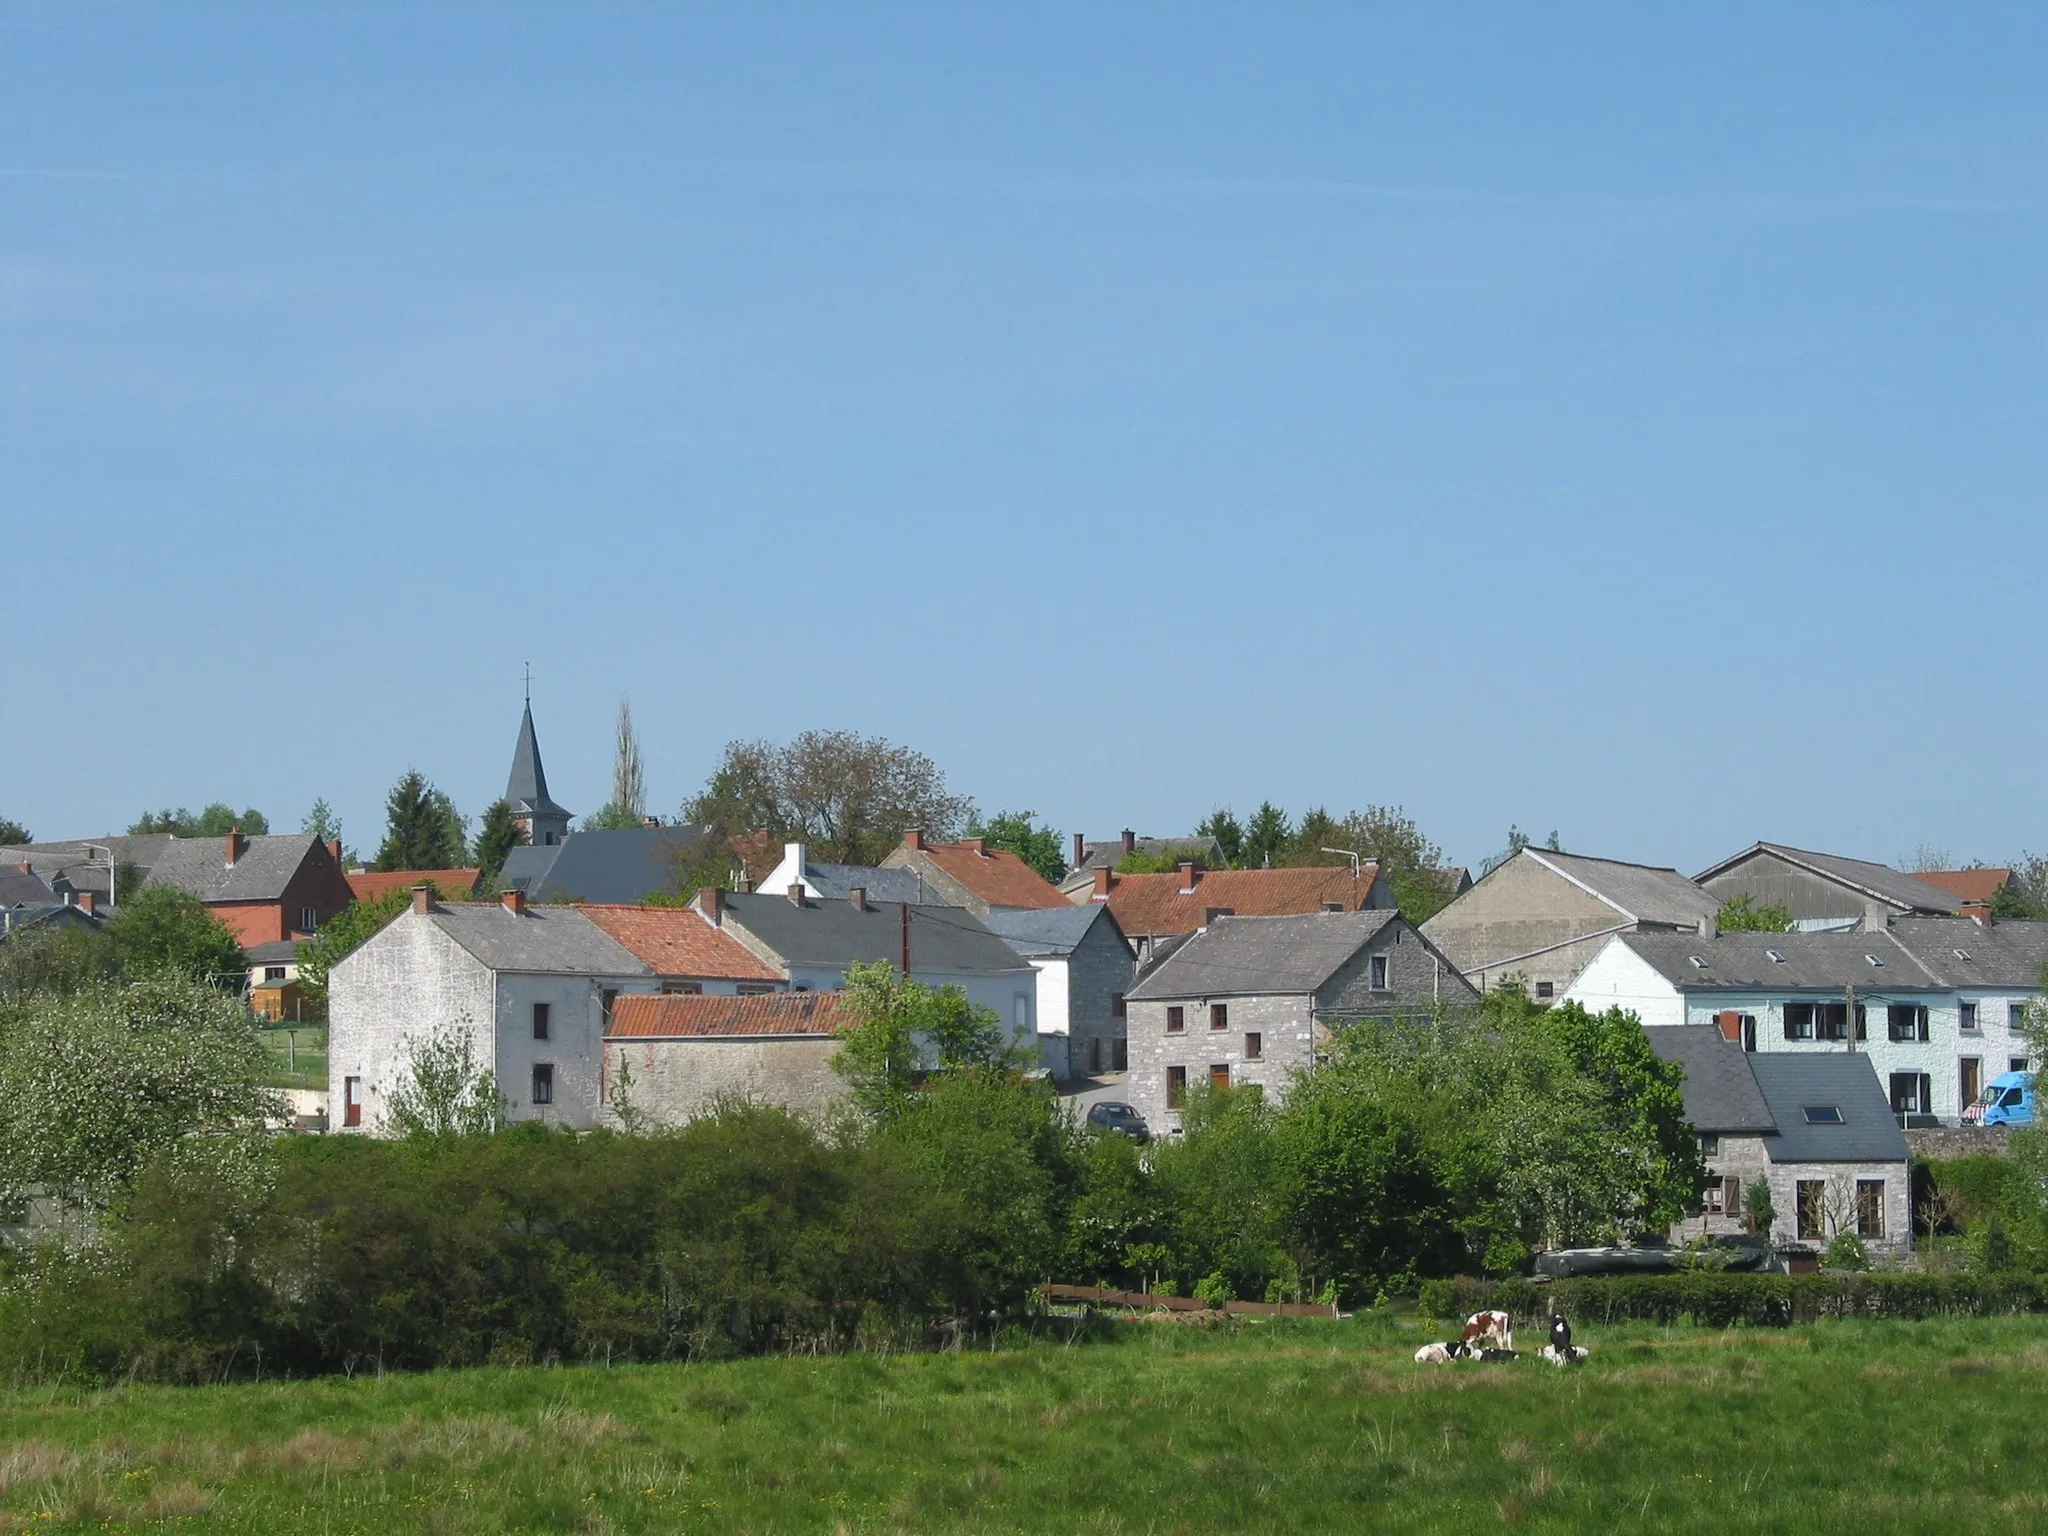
[{"xmin": 4, "ymin": 4, "xmax": 2044, "ymax": 875}]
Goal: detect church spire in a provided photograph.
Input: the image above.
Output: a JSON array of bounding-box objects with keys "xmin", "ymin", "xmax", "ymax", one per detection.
[{"xmin": 505, "ymin": 693, "xmax": 572, "ymax": 847}]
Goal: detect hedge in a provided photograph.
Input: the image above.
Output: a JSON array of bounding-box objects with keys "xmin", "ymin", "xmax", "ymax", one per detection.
[{"xmin": 1421, "ymin": 1271, "xmax": 2048, "ymax": 1329}]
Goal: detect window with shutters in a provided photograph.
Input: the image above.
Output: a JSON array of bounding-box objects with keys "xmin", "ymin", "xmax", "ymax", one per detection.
[
  {"xmin": 1856, "ymin": 1180, "xmax": 1885, "ymax": 1238},
  {"xmin": 1795, "ymin": 1180, "xmax": 1826, "ymax": 1241},
  {"xmin": 1889, "ymin": 1072, "xmax": 1932, "ymax": 1116},
  {"xmin": 1782, "ymin": 1003, "xmax": 1814, "ymax": 1041},
  {"xmin": 1887, "ymin": 1004, "xmax": 1930, "ymax": 1043},
  {"xmin": 1166, "ymin": 1065, "xmax": 1186, "ymax": 1108}
]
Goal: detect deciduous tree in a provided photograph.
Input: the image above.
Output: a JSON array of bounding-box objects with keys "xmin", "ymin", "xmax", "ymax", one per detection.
[
  {"xmin": 584, "ymin": 697, "xmax": 649, "ymax": 831},
  {"xmin": 1716, "ymin": 893, "xmax": 1794, "ymax": 933},
  {"xmin": 109, "ymin": 886, "xmax": 247, "ymax": 987},
  {"xmin": 970, "ymin": 810, "xmax": 1065, "ymax": 883},
  {"xmin": 0, "ymin": 815, "xmax": 31, "ymax": 846}
]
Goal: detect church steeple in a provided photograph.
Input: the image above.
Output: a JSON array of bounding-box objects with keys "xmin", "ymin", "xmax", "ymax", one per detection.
[{"xmin": 505, "ymin": 697, "xmax": 573, "ymax": 847}]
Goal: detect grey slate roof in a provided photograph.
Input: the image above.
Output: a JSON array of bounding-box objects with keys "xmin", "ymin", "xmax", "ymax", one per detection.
[
  {"xmin": 1643, "ymin": 1026, "xmax": 1777, "ymax": 1134},
  {"xmin": 979, "ymin": 903, "xmax": 1116, "ymax": 958},
  {"xmin": 245, "ymin": 939, "xmax": 304, "ymax": 965},
  {"xmin": 0, "ymin": 864, "xmax": 56, "ymax": 906},
  {"xmin": 0, "ymin": 904, "xmax": 104, "ymax": 939},
  {"xmin": 1127, "ymin": 909, "xmax": 1402, "ymax": 1001},
  {"xmin": 793, "ymin": 861, "xmax": 930, "ymax": 905},
  {"xmin": 717, "ymin": 892, "xmax": 1029, "ymax": 976},
  {"xmin": 1070, "ymin": 835, "xmax": 1224, "ymax": 874},
  {"xmin": 1522, "ymin": 849, "xmax": 1720, "ymax": 927},
  {"xmin": 1698, "ymin": 842, "xmax": 1961, "ymax": 915},
  {"xmin": 501, "ymin": 826, "xmax": 709, "ymax": 904},
  {"xmin": 0, "ymin": 834, "xmax": 174, "ymax": 897},
  {"xmin": 505, "ymin": 704, "xmax": 571, "ymax": 819},
  {"xmin": 428, "ymin": 904, "xmax": 649, "ymax": 975},
  {"xmin": 1620, "ymin": 920, "xmax": 2048, "ymax": 992},
  {"xmin": 146, "ymin": 834, "xmax": 324, "ymax": 903},
  {"xmin": 1747, "ymin": 1053, "xmax": 1911, "ymax": 1164}
]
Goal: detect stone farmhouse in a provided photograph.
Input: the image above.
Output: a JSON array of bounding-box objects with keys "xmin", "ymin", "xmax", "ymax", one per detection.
[
  {"xmin": 979, "ymin": 903, "xmax": 1135, "ymax": 1080},
  {"xmin": 1088, "ymin": 861, "xmax": 1396, "ymax": 968},
  {"xmin": 603, "ymin": 991, "xmax": 848, "ymax": 1127}
]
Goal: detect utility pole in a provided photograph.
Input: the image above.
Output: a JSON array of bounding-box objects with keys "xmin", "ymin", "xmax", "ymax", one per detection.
[
  {"xmin": 1845, "ymin": 982, "xmax": 1856, "ymax": 1054},
  {"xmin": 900, "ymin": 900, "xmax": 911, "ymax": 977}
]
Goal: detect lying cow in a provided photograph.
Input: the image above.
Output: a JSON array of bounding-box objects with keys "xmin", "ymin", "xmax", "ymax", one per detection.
[
  {"xmin": 1414, "ymin": 1339, "xmax": 1520, "ymax": 1364},
  {"xmin": 1538, "ymin": 1344, "xmax": 1589, "ymax": 1366},
  {"xmin": 1460, "ymin": 1309, "xmax": 1514, "ymax": 1353},
  {"xmin": 1414, "ymin": 1341, "xmax": 1457, "ymax": 1364}
]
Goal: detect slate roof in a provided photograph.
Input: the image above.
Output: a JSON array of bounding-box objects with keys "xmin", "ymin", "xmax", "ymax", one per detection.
[
  {"xmin": 146, "ymin": 833, "xmax": 326, "ymax": 903},
  {"xmin": 1697, "ymin": 842, "xmax": 1961, "ymax": 915},
  {"xmin": 578, "ymin": 904, "xmax": 781, "ymax": 981},
  {"xmin": 501, "ymin": 826, "xmax": 710, "ymax": 904},
  {"xmin": 0, "ymin": 864, "xmax": 55, "ymax": 906},
  {"xmin": 902, "ymin": 841, "xmax": 1070, "ymax": 910},
  {"xmin": 348, "ymin": 868, "xmax": 480, "ymax": 902},
  {"xmin": 505, "ymin": 703, "xmax": 571, "ymax": 819},
  {"xmin": 0, "ymin": 834, "xmax": 174, "ymax": 897},
  {"xmin": 426, "ymin": 903, "xmax": 648, "ymax": 975},
  {"xmin": 1620, "ymin": 920, "xmax": 2048, "ymax": 992},
  {"xmin": 608, "ymin": 991, "xmax": 844, "ymax": 1039},
  {"xmin": 0, "ymin": 904, "xmax": 104, "ymax": 939},
  {"xmin": 789, "ymin": 861, "xmax": 930, "ymax": 905},
  {"xmin": 1520, "ymin": 850, "xmax": 1720, "ymax": 927},
  {"xmin": 1101, "ymin": 864, "xmax": 1388, "ymax": 938},
  {"xmin": 1747, "ymin": 1053, "xmax": 1911, "ymax": 1164},
  {"xmin": 1127, "ymin": 910, "xmax": 1402, "ymax": 1001},
  {"xmin": 716, "ymin": 892, "xmax": 1030, "ymax": 976},
  {"xmin": 1070, "ymin": 835, "xmax": 1224, "ymax": 874},
  {"xmin": 979, "ymin": 903, "xmax": 1118, "ymax": 958},
  {"xmin": 1643, "ymin": 1026, "xmax": 1777, "ymax": 1134},
  {"xmin": 245, "ymin": 939, "xmax": 304, "ymax": 965}
]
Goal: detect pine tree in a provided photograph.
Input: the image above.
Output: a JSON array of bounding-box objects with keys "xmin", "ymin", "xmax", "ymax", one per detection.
[
  {"xmin": 473, "ymin": 799, "xmax": 522, "ymax": 888},
  {"xmin": 373, "ymin": 770, "xmax": 467, "ymax": 871}
]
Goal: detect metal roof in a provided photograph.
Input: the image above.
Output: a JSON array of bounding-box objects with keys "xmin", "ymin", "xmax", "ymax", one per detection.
[
  {"xmin": 1697, "ymin": 842, "xmax": 1961, "ymax": 915},
  {"xmin": 1521, "ymin": 849, "xmax": 1720, "ymax": 927},
  {"xmin": 1127, "ymin": 909, "xmax": 1403, "ymax": 1001}
]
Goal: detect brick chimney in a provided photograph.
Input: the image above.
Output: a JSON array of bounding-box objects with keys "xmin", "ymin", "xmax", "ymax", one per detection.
[
  {"xmin": 1092, "ymin": 867, "xmax": 1115, "ymax": 902},
  {"xmin": 1121, "ymin": 829, "xmax": 1136, "ymax": 856},
  {"xmin": 697, "ymin": 886, "xmax": 725, "ymax": 926},
  {"xmin": 1072, "ymin": 832, "xmax": 1085, "ymax": 870},
  {"xmin": 787, "ymin": 882, "xmax": 807, "ymax": 906},
  {"xmin": 501, "ymin": 888, "xmax": 527, "ymax": 915},
  {"xmin": 904, "ymin": 828, "xmax": 926, "ymax": 852},
  {"xmin": 1178, "ymin": 860, "xmax": 1199, "ymax": 892},
  {"xmin": 849, "ymin": 886, "xmax": 868, "ymax": 912},
  {"xmin": 225, "ymin": 826, "xmax": 246, "ymax": 868},
  {"xmin": 78, "ymin": 891, "xmax": 96, "ymax": 916},
  {"xmin": 327, "ymin": 838, "xmax": 343, "ymax": 864},
  {"xmin": 410, "ymin": 884, "xmax": 432, "ymax": 915},
  {"xmin": 1716, "ymin": 1009, "xmax": 1743, "ymax": 1044},
  {"xmin": 966, "ymin": 837, "xmax": 987, "ymax": 857}
]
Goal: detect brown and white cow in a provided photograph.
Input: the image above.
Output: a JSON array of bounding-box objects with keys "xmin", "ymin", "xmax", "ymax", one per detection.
[{"xmin": 1459, "ymin": 1309, "xmax": 1514, "ymax": 1353}]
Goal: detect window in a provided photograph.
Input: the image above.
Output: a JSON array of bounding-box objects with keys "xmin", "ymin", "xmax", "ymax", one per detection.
[
  {"xmin": 1210, "ymin": 1002, "xmax": 1229, "ymax": 1031},
  {"xmin": 1210, "ymin": 1063, "xmax": 1231, "ymax": 1090},
  {"xmin": 1961, "ymin": 1002, "xmax": 1979, "ymax": 1033},
  {"xmin": 1112, "ymin": 1037, "xmax": 1128, "ymax": 1072},
  {"xmin": 1705, "ymin": 1175, "xmax": 1738, "ymax": 1216},
  {"xmin": 1887, "ymin": 1004, "xmax": 1930, "ymax": 1043},
  {"xmin": 531, "ymin": 1063, "xmax": 554, "ymax": 1106},
  {"xmin": 601, "ymin": 989, "xmax": 619, "ymax": 1026},
  {"xmin": 1783, "ymin": 1003, "xmax": 1861, "ymax": 1042},
  {"xmin": 343, "ymin": 1075, "xmax": 362, "ymax": 1129},
  {"xmin": 1534, "ymin": 980, "xmax": 1554, "ymax": 999},
  {"xmin": 1166, "ymin": 1065, "xmax": 1187, "ymax": 1108},
  {"xmin": 2011, "ymin": 1003, "xmax": 2029, "ymax": 1031},
  {"xmin": 1088, "ymin": 1037, "xmax": 1103, "ymax": 1074},
  {"xmin": 1888, "ymin": 1073, "xmax": 1932, "ymax": 1117},
  {"xmin": 1801, "ymin": 1105, "xmax": 1844, "ymax": 1125},
  {"xmin": 1111, "ymin": 992, "xmax": 1126, "ymax": 1018},
  {"xmin": 1015, "ymin": 995, "xmax": 1031, "ymax": 1030},
  {"xmin": 532, "ymin": 1002, "xmax": 551, "ymax": 1041},
  {"xmin": 264, "ymin": 965, "xmax": 287, "ymax": 981},
  {"xmin": 1370, "ymin": 954, "xmax": 1390, "ymax": 990},
  {"xmin": 1856, "ymin": 1180, "xmax": 1886, "ymax": 1239},
  {"xmin": 661, "ymin": 980, "xmax": 703, "ymax": 995},
  {"xmin": 737, "ymin": 982, "xmax": 776, "ymax": 996},
  {"xmin": 1167, "ymin": 1005, "xmax": 1185, "ymax": 1033},
  {"xmin": 1699, "ymin": 1133, "xmax": 1720, "ymax": 1157},
  {"xmin": 1245, "ymin": 1032, "xmax": 1263, "ymax": 1061},
  {"xmin": 2015, "ymin": 1057, "xmax": 2033, "ymax": 1075},
  {"xmin": 1795, "ymin": 1180, "xmax": 1826, "ymax": 1241},
  {"xmin": 300, "ymin": 905, "xmax": 318, "ymax": 932},
  {"xmin": 1864, "ymin": 953, "xmax": 1885, "ymax": 968},
  {"xmin": 1765, "ymin": 949, "xmax": 1786, "ymax": 964}
]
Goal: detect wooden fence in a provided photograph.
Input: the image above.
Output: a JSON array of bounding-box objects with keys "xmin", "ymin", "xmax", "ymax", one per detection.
[{"xmin": 1040, "ymin": 1282, "xmax": 1343, "ymax": 1320}]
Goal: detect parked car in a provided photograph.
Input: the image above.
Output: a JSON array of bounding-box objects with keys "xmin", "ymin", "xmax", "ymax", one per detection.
[
  {"xmin": 1085, "ymin": 1101, "xmax": 1150, "ymax": 1143},
  {"xmin": 1973, "ymin": 1071, "xmax": 2036, "ymax": 1128}
]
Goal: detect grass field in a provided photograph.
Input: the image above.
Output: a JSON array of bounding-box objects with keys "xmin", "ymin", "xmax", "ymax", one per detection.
[
  {"xmin": 255, "ymin": 1025, "xmax": 325, "ymax": 1092},
  {"xmin": 5, "ymin": 1312, "xmax": 2048, "ymax": 1532}
]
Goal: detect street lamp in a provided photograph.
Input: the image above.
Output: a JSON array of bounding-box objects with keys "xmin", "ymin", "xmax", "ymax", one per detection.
[
  {"xmin": 1319, "ymin": 847, "xmax": 1362, "ymax": 881},
  {"xmin": 83, "ymin": 843, "xmax": 115, "ymax": 916}
]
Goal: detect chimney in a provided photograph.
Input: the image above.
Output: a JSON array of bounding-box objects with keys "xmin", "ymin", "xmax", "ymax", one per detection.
[
  {"xmin": 1966, "ymin": 902, "xmax": 1994, "ymax": 928},
  {"xmin": 966, "ymin": 837, "xmax": 987, "ymax": 856},
  {"xmin": 1700, "ymin": 913, "xmax": 1718, "ymax": 941},
  {"xmin": 1092, "ymin": 866, "xmax": 1115, "ymax": 902},
  {"xmin": 697, "ymin": 886, "xmax": 725, "ymax": 926},
  {"xmin": 787, "ymin": 882, "xmax": 806, "ymax": 906},
  {"xmin": 904, "ymin": 828, "xmax": 926, "ymax": 852},
  {"xmin": 1121, "ymin": 829, "xmax": 1136, "ymax": 856},
  {"xmin": 1204, "ymin": 906, "xmax": 1234, "ymax": 927},
  {"xmin": 1863, "ymin": 900, "xmax": 1891, "ymax": 933},
  {"xmin": 79, "ymin": 891, "xmax": 96, "ymax": 916},
  {"xmin": 1072, "ymin": 831, "xmax": 1085, "ymax": 870},
  {"xmin": 327, "ymin": 838, "xmax": 342, "ymax": 864},
  {"xmin": 1716, "ymin": 1009, "xmax": 1743, "ymax": 1044},
  {"xmin": 410, "ymin": 884, "xmax": 432, "ymax": 916},
  {"xmin": 225, "ymin": 826, "xmax": 245, "ymax": 868},
  {"xmin": 501, "ymin": 888, "xmax": 526, "ymax": 916},
  {"xmin": 849, "ymin": 886, "xmax": 868, "ymax": 912},
  {"xmin": 1178, "ymin": 860, "xmax": 1199, "ymax": 892}
]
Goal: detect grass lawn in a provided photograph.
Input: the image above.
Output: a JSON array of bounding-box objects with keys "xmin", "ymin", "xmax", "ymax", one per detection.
[
  {"xmin": 5, "ymin": 1312, "xmax": 2048, "ymax": 1532},
  {"xmin": 255, "ymin": 1025, "xmax": 326, "ymax": 1092}
]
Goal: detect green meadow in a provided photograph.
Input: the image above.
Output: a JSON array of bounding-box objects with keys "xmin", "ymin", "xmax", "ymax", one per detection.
[{"xmin": 6, "ymin": 1313, "xmax": 2048, "ymax": 1533}]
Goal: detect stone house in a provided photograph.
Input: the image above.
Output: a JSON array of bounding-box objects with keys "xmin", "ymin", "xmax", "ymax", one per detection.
[
  {"xmin": 1057, "ymin": 830, "xmax": 1225, "ymax": 899},
  {"xmin": 1420, "ymin": 847, "xmax": 1720, "ymax": 1000},
  {"xmin": 1561, "ymin": 918, "xmax": 2048, "ymax": 1126},
  {"xmin": 602, "ymin": 992, "xmax": 848, "ymax": 1126},
  {"xmin": 1696, "ymin": 842, "xmax": 1959, "ymax": 931},
  {"xmin": 1123, "ymin": 910, "xmax": 1478, "ymax": 1136},
  {"xmin": 880, "ymin": 830, "xmax": 1070, "ymax": 914},
  {"xmin": 1647, "ymin": 1026, "xmax": 1911, "ymax": 1259},
  {"xmin": 979, "ymin": 904, "xmax": 1135, "ymax": 1080},
  {"xmin": 146, "ymin": 830, "xmax": 355, "ymax": 947},
  {"xmin": 1090, "ymin": 862, "xmax": 1396, "ymax": 968},
  {"xmin": 329, "ymin": 888, "xmax": 784, "ymax": 1134}
]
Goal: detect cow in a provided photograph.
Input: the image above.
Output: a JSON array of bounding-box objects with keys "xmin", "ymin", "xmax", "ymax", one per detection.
[
  {"xmin": 1413, "ymin": 1342, "xmax": 1456, "ymax": 1364},
  {"xmin": 1538, "ymin": 1343, "xmax": 1589, "ymax": 1366},
  {"xmin": 1548, "ymin": 1313, "xmax": 1572, "ymax": 1355},
  {"xmin": 1459, "ymin": 1309, "xmax": 1514, "ymax": 1353}
]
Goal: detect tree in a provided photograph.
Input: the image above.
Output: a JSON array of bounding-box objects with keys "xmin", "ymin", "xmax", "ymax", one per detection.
[
  {"xmin": 1481, "ymin": 823, "xmax": 1556, "ymax": 875},
  {"xmin": 1716, "ymin": 893, "xmax": 1794, "ymax": 933},
  {"xmin": 472, "ymin": 799, "xmax": 523, "ymax": 889},
  {"xmin": 109, "ymin": 886, "xmax": 246, "ymax": 987},
  {"xmin": 301, "ymin": 798, "xmax": 344, "ymax": 848},
  {"xmin": 372, "ymin": 770, "xmax": 467, "ymax": 871},
  {"xmin": 296, "ymin": 885, "xmax": 414, "ymax": 1015},
  {"xmin": 0, "ymin": 971, "xmax": 277, "ymax": 1213},
  {"xmin": 382, "ymin": 1022, "xmax": 507, "ymax": 1137},
  {"xmin": 1993, "ymin": 856, "xmax": 2048, "ymax": 920},
  {"xmin": 832, "ymin": 961, "xmax": 1023, "ymax": 1119},
  {"xmin": 685, "ymin": 731, "xmax": 975, "ymax": 865},
  {"xmin": 1195, "ymin": 809, "xmax": 1244, "ymax": 868},
  {"xmin": 0, "ymin": 816, "xmax": 31, "ymax": 846},
  {"xmin": 585, "ymin": 697, "xmax": 649, "ymax": 831},
  {"xmin": 129, "ymin": 804, "xmax": 269, "ymax": 837},
  {"xmin": 970, "ymin": 810, "xmax": 1065, "ymax": 883},
  {"xmin": 1901, "ymin": 843, "xmax": 1953, "ymax": 874},
  {"xmin": 1744, "ymin": 1178, "xmax": 1776, "ymax": 1238},
  {"xmin": 1242, "ymin": 802, "xmax": 1291, "ymax": 868}
]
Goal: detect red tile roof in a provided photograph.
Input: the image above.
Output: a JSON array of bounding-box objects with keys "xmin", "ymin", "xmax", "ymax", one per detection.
[
  {"xmin": 1915, "ymin": 869, "xmax": 2012, "ymax": 906},
  {"xmin": 348, "ymin": 869, "xmax": 480, "ymax": 902},
  {"xmin": 577, "ymin": 903, "xmax": 782, "ymax": 981},
  {"xmin": 607, "ymin": 990, "xmax": 846, "ymax": 1038},
  {"xmin": 910, "ymin": 840, "xmax": 1070, "ymax": 909},
  {"xmin": 1101, "ymin": 863, "xmax": 1385, "ymax": 937}
]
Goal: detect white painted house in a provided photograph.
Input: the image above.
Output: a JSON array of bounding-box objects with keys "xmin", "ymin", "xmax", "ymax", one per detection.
[{"xmin": 1563, "ymin": 918, "xmax": 2048, "ymax": 1126}]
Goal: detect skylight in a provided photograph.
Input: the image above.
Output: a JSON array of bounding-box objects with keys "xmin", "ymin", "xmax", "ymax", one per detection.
[
  {"xmin": 1801, "ymin": 1105, "xmax": 1844, "ymax": 1125},
  {"xmin": 1864, "ymin": 954, "xmax": 1884, "ymax": 967},
  {"xmin": 1687, "ymin": 955, "xmax": 1710, "ymax": 969},
  {"xmin": 1766, "ymin": 949, "xmax": 1785, "ymax": 964},
  {"xmin": 1954, "ymin": 948, "xmax": 1973, "ymax": 961}
]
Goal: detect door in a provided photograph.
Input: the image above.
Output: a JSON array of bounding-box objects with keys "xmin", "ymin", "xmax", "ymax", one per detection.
[
  {"xmin": 343, "ymin": 1075, "xmax": 363, "ymax": 1128},
  {"xmin": 1961, "ymin": 1058, "xmax": 1982, "ymax": 1120}
]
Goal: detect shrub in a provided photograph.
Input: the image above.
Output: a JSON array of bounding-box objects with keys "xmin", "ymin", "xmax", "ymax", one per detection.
[
  {"xmin": 1823, "ymin": 1232, "xmax": 1870, "ymax": 1272},
  {"xmin": 1441, "ymin": 1271, "xmax": 2048, "ymax": 1329}
]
